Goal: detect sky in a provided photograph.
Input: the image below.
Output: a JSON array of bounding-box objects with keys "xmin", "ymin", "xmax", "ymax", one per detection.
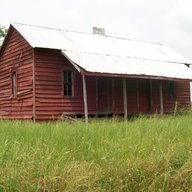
[{"xmin": 0, "ymin": 0, "xmax": 192, "ymax": 60}]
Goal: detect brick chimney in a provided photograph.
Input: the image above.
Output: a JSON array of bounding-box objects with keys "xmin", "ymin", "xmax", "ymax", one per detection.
[{"xmin": 93, "ymin": 27, "xmax": 105, "ymax": 35}]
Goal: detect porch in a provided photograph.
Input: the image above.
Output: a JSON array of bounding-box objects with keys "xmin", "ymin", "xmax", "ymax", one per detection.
[{"xmin": 76, "ymin": 75, "xmax": 187, "ymax": 122}]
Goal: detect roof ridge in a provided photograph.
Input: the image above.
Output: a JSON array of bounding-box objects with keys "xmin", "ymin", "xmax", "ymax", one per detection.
[
  {"xmin": 12, "ymin": 22, "xmax": 163, "ymax": 46},
  {"xmin": 12, "ymin": 22, "xmax": 91, "ymax": 35}
]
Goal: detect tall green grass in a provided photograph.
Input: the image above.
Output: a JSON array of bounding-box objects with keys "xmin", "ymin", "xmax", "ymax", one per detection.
[{"xmin": 0, "ymin": 115, "xmax": 192, "ymax": 191}]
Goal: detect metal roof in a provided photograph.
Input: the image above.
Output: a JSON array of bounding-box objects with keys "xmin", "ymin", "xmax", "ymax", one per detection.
[{"xmin": 12, "ymin": 23, "xmax": 192, "ymax": 80}]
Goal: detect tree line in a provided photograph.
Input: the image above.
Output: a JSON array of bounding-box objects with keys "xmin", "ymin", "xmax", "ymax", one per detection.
[{"xmin": 0, "ymin": 25, "xmax": 8, "ymax": 38}]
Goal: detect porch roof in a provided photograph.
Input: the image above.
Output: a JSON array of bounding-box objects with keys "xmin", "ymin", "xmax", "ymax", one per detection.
[{"xmin": 12, "ymin": 23, "xmax": 192, "ymax": 80}]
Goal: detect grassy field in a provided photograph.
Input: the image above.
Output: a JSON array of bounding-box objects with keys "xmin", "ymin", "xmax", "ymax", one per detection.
[{"xmin": 0, "ymin": 115, "xmax": 192, "ymax": 191}]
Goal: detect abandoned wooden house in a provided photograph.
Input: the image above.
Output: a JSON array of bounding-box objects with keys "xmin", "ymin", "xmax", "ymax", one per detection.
[{"xmin": 0, "ymin": 23, "xmax": 192, "ymax": 121}]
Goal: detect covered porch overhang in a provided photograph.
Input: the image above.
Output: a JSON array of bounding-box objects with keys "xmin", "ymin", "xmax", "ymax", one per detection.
[
  {"xmin": 81, "ymin": 73, "xmax": 171, "ymax": 122},
  {"xmin": 61, "ymin": 50, "xmax": 192, "ymax": 122}
]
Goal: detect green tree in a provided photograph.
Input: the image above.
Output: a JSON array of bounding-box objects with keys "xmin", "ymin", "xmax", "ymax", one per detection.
[{"xmin": 0, "ymin": 25, "xmax": 8, "ymax": 38}]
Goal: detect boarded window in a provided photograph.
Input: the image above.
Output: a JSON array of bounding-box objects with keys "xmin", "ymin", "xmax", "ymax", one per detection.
[
  {"xmin": 63, "ymin": 70, "xmax": 74, "ymax": 96},
  {"xmin": 12, "ymin": 72, "xmax": 17, "ymax": 97},
  {"xmin": 166, "ymin": 81, "xmax": 175, "ymax": 99}
]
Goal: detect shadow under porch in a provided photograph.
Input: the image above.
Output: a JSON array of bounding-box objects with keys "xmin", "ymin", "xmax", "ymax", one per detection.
[{"xmin": 78, "ymin": 75, "xmax": 182, "ymax": 122}]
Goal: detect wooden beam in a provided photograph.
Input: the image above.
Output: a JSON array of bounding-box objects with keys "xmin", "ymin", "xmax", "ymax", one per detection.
[
  {"xmin": 81, "ymin": 71, "xmax": 186, "ymax": 81},
  {"xmin": 160, "ymin": 81, "xmax": 164, "ymax": 115},
  {"xmin": 82, "ymin": 74, "xmax": 88, "ymax": 123},
  {"xmin": 123, "ymin": 78, "xmax": 128, "ymax": 120}
]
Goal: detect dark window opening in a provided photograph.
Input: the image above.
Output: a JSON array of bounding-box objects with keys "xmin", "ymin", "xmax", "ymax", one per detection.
[
  {"xmin": 63, "ymin": 70, "xmax": 73, "ymax": 96},
  {"xmin": 12, "ymin": 72, "xmax": 17, "ymax": 97},
  {"xmin": 166, "ymin": 81, "xmax": 175, "ymax": 99}
]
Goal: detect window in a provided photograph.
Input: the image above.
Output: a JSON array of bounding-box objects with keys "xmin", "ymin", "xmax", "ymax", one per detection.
[
  {"xmin": 12, "ymin": 72, "xmax": 17, "ymax": 97},
  {"xmin": 166, "ymin": 81, "xmax": 175, "ymax": 99},
  {"xmin": 63, "ymin": 70, "xmax": 74, "ymax": 96}
]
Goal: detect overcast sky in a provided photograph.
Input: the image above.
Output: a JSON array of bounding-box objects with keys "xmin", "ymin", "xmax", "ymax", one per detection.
[{"xmin": 1, "ymin": 0, "xmax": 192, "ymax": 59}]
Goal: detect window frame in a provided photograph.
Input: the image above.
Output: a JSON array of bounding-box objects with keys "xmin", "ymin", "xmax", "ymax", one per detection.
[
  {"xmin": 63, "ymin": 70, "xmax": 74, "ymax": 97},
  {"xmin": 12, "ymin": 71, "xmax": 17, "ymax": 98}
]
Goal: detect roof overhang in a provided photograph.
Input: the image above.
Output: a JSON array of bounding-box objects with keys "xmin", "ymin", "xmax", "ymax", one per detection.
[{"xmin": 62, "ymin": 50, "xmax": 192, "ymax": 81}]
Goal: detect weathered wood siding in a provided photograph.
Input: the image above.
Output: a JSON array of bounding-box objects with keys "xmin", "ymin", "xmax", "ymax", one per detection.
[
  {"xmin": 172, "ymin": 80, "xmax": 190, "ymax": 111},
  {"xmin": 97, "ymin": 77, "xmax": 112, "ymax": 114},
  {"xmin": 35, "ymin": 49, "xmax": 72, "ymax": 120},
  {"xmin": 139, "ymin": 79, "xmax": 150, "ymax": 113},
  {"xmin": 127, "ymin": 79, "xmax": 138, "ymax": 114},
  {"xmin": 0, "ymin": 27, "xmax": 33, "ymax": 119},
  {"xmin": 98, "ymin": 78, "xmax": 150, "ymax": 115},
  {"xmin": 34, "ymin": 49, "xmax": 97, "ymax": 120},
  {"xmin": 151, "ymin": 80, "xmax": 190, "ymax": 113},
  {"xmin": 97, "ymin": 78, "xmax": 190, "ymax": 115}
]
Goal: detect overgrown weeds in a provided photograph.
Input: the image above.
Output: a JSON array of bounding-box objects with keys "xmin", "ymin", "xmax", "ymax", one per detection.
[{"xmin": 0, "ymin": 115, "xmax": 192, "ymax": 191}]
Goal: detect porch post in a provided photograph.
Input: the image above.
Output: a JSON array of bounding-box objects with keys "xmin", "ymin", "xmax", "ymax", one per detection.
[
  {"xmin": 149, "ymin": 79, "xmax": 153, "ymax": 113},
  {"xmin": 112, "ymin": 77, "xmax": 115, "ymax": 116},
  {"xmin": 32, "ymin": 49, "xmax": 36, "ymax": 123},
  {"xmin": 137, "ymin": 79, "xmax": 140, "ymax": 113},
  {"xmin": 95, "ymin": 77, "xmax": 98, "ymax": 117},
  {"xmin": 82, "ymin": 74, "xmax": 88, "ymax": 123},
  {"xmin": 160, "ymin": 81, "xmax": 164, "ymax": 115},
  {"xmin": 123, "ymin": 78, "xmax": 128, "ymax": 120}
]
